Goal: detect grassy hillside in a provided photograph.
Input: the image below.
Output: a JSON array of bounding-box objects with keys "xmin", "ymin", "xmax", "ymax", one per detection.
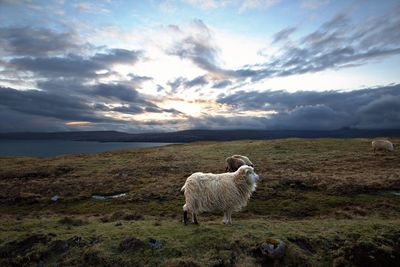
[{"xmin": 0, "ymin": 138, "xmax": 399, "ymax": 266}]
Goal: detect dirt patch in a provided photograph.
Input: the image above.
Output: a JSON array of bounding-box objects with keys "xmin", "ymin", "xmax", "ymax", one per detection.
[
  {"xmin": 100, "ymin": 210, "xmax": 144, "ymax": 222},
  {"xmin": 166, "ymin": 259, "xmax": 201, "ymax": 267},
  {"xmin": 333, "ymin": 240, "xmax": 400, "ymax": 267},
  {"xmin": 119, "ymin": 237, "xmax": 146, "ymax": 252},
  {"xmin": 0, "ymin": 234, "xmax": 50, "ymax": 258},
  {"xmin": 58, "ymin": 216, "xmax": 89, "ymax": 226},
  {"xmin": 288, "ymin": 237, "xmax": 315, "ymax": 254}
]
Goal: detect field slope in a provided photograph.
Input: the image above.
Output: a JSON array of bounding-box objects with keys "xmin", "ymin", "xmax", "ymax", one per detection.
[{"xmin": 0, "ymin": 138, "xmax": 399, "ymax": 266}]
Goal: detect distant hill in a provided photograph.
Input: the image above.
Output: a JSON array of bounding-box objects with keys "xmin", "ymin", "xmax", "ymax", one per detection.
[{"xmin": 0, "ymin": 128, "xmax": 399, "ymax": 142}]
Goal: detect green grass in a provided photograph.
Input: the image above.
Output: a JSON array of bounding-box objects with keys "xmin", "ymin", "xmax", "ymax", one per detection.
[{"xmin": 0, "ymin": 138, "xmax": 399, "ymax": 266}]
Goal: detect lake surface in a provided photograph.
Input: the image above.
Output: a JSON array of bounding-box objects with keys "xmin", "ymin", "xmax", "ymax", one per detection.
[{"xmin": 0, "ymin": 140, "xmax": 175, "ymax": 157}]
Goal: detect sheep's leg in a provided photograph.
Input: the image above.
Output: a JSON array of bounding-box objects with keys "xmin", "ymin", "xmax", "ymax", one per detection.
[
  {"xmin": 226, "ymin": 210, "xmax": 233, "ymax": 224},
  {"xmin": 223, "ymin": 212, "xmax": 229, "ymax": 224},
  {"xmin": 183, "ymin": 204, "xmax": 189, "ymax": 225},
  {"xmin": 192, "ymin": 213, "xmax": 199, "ymax": 225}
]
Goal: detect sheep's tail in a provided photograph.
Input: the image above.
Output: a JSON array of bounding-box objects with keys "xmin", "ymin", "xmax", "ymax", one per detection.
[{"xmin": 181, "ymin": 184, "xmax": 186, "ymax": 192}]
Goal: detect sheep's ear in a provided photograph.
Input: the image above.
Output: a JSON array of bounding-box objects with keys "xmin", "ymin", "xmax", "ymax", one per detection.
[{"xmin": 241, "ymin": 167, "xmax": 250, "ymax": 176}]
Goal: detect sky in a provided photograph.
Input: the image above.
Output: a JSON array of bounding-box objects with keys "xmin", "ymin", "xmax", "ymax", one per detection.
[{"xmin": 0, "ymin": 0, "xmax": 399, "ymax": 132}]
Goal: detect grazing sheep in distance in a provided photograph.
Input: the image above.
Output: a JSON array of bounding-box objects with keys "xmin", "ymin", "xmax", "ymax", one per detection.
[
  {"xmin": 181, "ymin": 165, "xmax": 259, "ymax": 225},
  {"xmin": 226, "ymin": 154, "xmax": 254, "ymax": 172},
  {"xmin": 372, "ymin": 140, "xmax": 394, "ymax": 153}
]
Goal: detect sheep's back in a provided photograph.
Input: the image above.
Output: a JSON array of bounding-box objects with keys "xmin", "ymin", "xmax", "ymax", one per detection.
[
  {"xmin": 372, "ymin": 140, "xmax": 394, "ymax": 151},
  {"xmin": 183, "ymin": 173, "xmax": 247, "ymax": 213}
]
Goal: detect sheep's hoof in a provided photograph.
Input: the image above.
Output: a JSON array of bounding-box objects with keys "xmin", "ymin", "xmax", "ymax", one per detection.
[{"xmin": 192, "ymin": 221, "xmax": 199, "ymax": 225}]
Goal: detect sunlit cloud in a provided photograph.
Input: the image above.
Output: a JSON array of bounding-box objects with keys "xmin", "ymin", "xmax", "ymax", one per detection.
[{"xmin": 65, "ymin": 121, "xmax": 92, "ymax": 125}]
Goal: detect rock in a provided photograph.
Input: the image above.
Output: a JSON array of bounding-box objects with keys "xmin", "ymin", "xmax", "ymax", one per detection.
[
  {"xmin": 260, "ymin": 238, "xmax": 286, "ymax": 260},
  {"xmin": 148, "ymin": 238, "xmax": 162, "ymax": 249},
  {"xmin": 51, "ymin": 195, "xmax": 60, "ymax": 202}
]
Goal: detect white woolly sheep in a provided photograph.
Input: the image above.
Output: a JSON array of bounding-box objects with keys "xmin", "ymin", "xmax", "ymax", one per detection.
[
  {"xmin": 181, "ymin": 165, "xmax": 259, "ymax": 225},
  {"xmin": 372, "ymin": 140, "xmax": 394, "ymax": 153},
  {"xmin": 225, "ymin": 154, "xmax": 254, "ymax": 172}
]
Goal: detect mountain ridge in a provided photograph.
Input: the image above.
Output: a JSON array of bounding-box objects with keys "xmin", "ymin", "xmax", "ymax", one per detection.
[{"xmin": 0, "ymin": 128, "xmax": 399, "ymax": 142}]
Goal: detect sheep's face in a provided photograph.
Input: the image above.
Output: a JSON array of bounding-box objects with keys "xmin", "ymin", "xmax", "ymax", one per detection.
[{"xmin": 238, "ymin": 165, "xmax": 259, "ymax": 187}]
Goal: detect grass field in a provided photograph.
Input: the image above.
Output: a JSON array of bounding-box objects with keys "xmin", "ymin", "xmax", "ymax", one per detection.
[{"xmin": 0, "ymin": 138, "xmax": 399, "ymax": 266}]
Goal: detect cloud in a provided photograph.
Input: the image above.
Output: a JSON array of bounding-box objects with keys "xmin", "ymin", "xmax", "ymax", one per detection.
[
  {"xmin": 188, "ymin": 114, "xmax": 268, "ymax": 130},
  {"xmin": 166, "ymin": 75, "xmax": 209, "ymax": 92},
  {"xmin": 212, "ymin": 79, "xmax": 232, "ymax": 89},
  {"xmin": 239, "ymin": 0, "xmax": 280, "ymax": 12},
  {"xmin": 0, "ymin": 26, "xmax": 82, "ymax": 57},
  {"xmin": 221, "ymin": 8, "xmax": 400, "ymax": 82},
  {"xmin": 184, "ymin": 75, "xmax": 209, "ymax": 88},
  {"xmin": 356, "ymin": 94, "xmax": 400, "ymax": 129},
  {"xmin": 167, "ymin": 77, "xmax": 186, "ymax": 93},
  {"xmin": 167, "ymin": 19, "xmax": 224, "ymax": 75},
  {"xmin": 217, "ymin": 84, "xmax": 400, "ymax": 130},
  {"xmin": 92, "ymin": 49, "xmax": 144, "ymax": 65},
  {"xmin": 73, "ymin": 2, "xmax": 110, "ymax": 13},
  {"xmin": 93, "ymin": 83, "xmax": 141, "ymax": 102},
  {"xmin": 272, "ymin": 27, "xmax": 297, "ymax": 44},
  {"xmin": 0, "ymin": 106, "xmax": 69, "ymax": 132},
  {"xmin": 9, "ymin": 49, "xmax": 144, "ymax": 79},
  {"xmin": 301, "ymin": 0, "xmax": 329, "ymax": 10},
  {"xmin": 0, "ymin": 86, "xmax": 112, "ymax": 123},
  {"xmin": 0, "ymin": 81, "xmax": 182, "ymax": 131},
  {"xmin": 167, "ymin": 10, "xmax": 400, "ymax": 85},
  {"xmin": 184, "ymin": 0, "xmax": 230, "ymax": 10},
  {"xmin": 112, "ymin": 105, "xmax": 143, "ymax": 114},
  {"xmin": 265, "ymin": 104, "xmax": 352, "ymax": 130}
]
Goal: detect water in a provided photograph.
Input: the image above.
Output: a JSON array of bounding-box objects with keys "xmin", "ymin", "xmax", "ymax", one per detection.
[
  {"xmin": 92, "ymin": 193, "xmax": 127, "ymax": 200},
  {"xmin": 0, "ymin": 140, "xmax": 175, "ymax": 157}
]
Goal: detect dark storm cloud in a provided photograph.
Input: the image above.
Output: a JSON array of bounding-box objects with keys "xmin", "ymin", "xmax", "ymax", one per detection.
[
  {"xmin": 9, "ymin": 49, "xmax": 144, "ymax": 79},
  {"xmin": 0, "ymin": 26, "xmax": 82, "ymax": 56},
  {"xmin": 188, "ymin": 115, "xmax": 268, "ymax": 130},
  {"xmin": 0, "ymin": 82, "xmax": 182, "ymax": 131},
  {"xmin": 0, "ymin": 106, "xmax": 68, "ymax": 132},
  {"xmin": 92, "ymin": 49, "xmax": 143, "ymax": 65},
  {"xmin": 264, "ymin": 104, "xmax": 352, "ymax": 130},
  {"xmin": 10, "ymin": 56, "xmax": 103, "ymax": 78},
  {"xmin": 38, "ymin": 79, "xmax": 154, "ymax": 107},
  {"xmin": 217, "ymin": 84, "xmax": 400, "ymax": 130},
  {"xmin": 0, "ymin": 86, "xmax": 114, "ymax": 123},
  {"xmin": 112, "ymin": 105, "xmax": 143, "ymax": 114},
  {"xmin": 93, "ymin": 83, "xmax": 141, "ymax": 102}
]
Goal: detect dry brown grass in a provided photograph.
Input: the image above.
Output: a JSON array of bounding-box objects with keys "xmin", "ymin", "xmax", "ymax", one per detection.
[
  {"xmin": 0, "ymin": 138, "xmax": 400, "ymax": 266},
  {"xmin": 0, "ymin": 138, "xmax": 399, "ymax": 204}
]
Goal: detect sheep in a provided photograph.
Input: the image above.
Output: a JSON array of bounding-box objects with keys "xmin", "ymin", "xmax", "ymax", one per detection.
[
  {"xmin": 181, "ymin": 165, "xmax": 259, "ymax": 225},
  {"xmin": 225, "ymin": 154, "xmax": 254, "ymax": 172},
  {"xmin": 372, "ymin": 140, "xmax": 394, "ymax": 153}
]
